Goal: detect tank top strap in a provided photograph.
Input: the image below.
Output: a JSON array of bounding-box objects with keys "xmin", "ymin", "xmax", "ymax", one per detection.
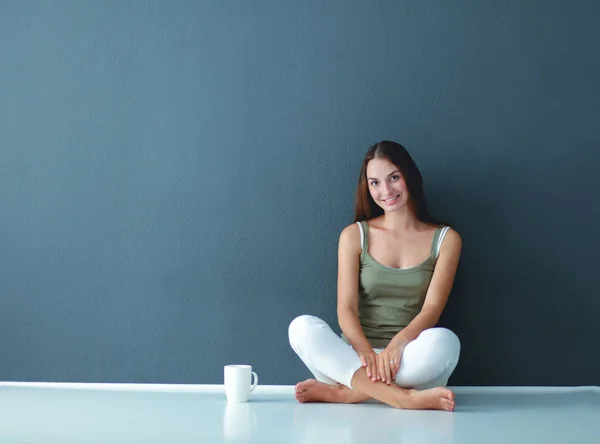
[
  {"xmin": 430, "ymin": 226, "xmax": 451, "ymax": 264},
  {"xmin": 429, "ymin": 226, "xmax": 443, "ymax": 263},
  {"xmin": 356, "ymin": 220, "xmax": 369, "ymax": 252}
]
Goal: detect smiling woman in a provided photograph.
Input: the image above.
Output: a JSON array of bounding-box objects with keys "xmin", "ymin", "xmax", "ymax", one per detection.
[
  {"xmin": 288, "ymin": 141, "xmax": 462, "ymax": 411},
  {"xmin": 354, "ymin": 141, "xmax": 445, "ymax": 226}
]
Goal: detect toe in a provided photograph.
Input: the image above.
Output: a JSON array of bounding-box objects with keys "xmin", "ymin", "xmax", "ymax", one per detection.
[{"xmin": 442, "ymin": 398, "xmax": 454, "ymax": 411}]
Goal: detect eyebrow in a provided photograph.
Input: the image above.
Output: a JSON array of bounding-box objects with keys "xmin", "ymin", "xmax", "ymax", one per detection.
[{"xmin": 367, "ymin": 170, "xmax": 400, "ymax": 181}]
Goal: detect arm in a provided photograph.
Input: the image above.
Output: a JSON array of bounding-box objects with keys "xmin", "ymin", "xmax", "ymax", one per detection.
[
  {"xmin": 336, "ymin": 224, "xmax": 372, "ymax": 353},
  {"xmin": 337, "ymin": 224, "xmax": 380, "ymax": 381},
  {"xmin": 389, "ymin": 228, "xmax": 463, "ymax": 349}
]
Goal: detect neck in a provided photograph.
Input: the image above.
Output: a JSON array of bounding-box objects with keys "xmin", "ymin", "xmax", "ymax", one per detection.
[{"xmin": 381, "ymin": 208, "xmax": 421, "ymax": 232}]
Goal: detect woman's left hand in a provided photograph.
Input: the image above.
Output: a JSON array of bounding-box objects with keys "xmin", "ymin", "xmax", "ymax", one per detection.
[{"xmin": 376, "ymin": 343, "xmax": 405, "ymax": 385}]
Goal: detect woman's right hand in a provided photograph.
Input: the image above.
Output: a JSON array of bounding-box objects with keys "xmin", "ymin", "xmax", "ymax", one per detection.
[{"xmin": 357, "ymin": 349, "xmax": 379, "ymax": 382}]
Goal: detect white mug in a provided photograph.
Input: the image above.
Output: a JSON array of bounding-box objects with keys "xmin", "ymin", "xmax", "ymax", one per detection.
[{"xmin": 224, "ymin": 365, "xmax": 258, "ymax": 403}]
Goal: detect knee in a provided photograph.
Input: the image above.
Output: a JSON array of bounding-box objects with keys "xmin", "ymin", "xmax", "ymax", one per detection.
[
  {"xmin": 428, "ymin": 328, "xmax": 461, "ymax": 364},
  {"xmin": 288, "ymin": 315, "xmax": 321, "ymax": 347}
]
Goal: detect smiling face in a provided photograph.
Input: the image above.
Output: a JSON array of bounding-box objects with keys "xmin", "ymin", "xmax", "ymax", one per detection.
[{"xmin": 366, "ymin": 157, "xmax": 411, "ymax": 213}]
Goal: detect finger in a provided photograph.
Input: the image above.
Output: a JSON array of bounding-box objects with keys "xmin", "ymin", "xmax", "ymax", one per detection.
[
  {"xmin": 394, "ymin": 354, "xmax": 402, "ymax": 377},
  {"xmin": 363, "ymin": 356, "xmax": 371, "ymax": 378},
  {"xmin": 390, "ymin": 358, "xmax": 398, "ymax": 379},
  {"xmin": 377, "ymin": 355, "xmax": 385, "ymax": 383},
  {"xmin": 387, "ymin": 356, "xmax": 395, "ymax": 376},
  {"xmin": 370, "ymin": 357, "xmax": 378, "ymax": 381},
  {"xmin": 384, "ymin": 358, "xmax": 392, "ymax": 384}
]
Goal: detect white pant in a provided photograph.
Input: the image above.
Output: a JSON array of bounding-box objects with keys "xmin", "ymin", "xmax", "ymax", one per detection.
[{"xmin": 288, "ymin": 315, "xmax": 461, "ymax": 390}]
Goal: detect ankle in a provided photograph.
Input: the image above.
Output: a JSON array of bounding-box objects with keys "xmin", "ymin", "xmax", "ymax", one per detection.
[
  {"xmin": 334, "ymin": 385, "xmax": 353, "ymax": 403},
  {"xmin": 392, "ymin": 388, "xmax": 415, "ymax": 409}
]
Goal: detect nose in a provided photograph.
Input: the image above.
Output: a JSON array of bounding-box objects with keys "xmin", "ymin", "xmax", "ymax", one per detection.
[{"xmin": 382, "ymin": 182, "xmax": 393, "ymax": 196}]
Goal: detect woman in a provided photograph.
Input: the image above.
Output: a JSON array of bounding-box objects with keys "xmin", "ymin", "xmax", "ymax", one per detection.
[{"xmin": 288, "ymin": 141, "xmax": 462, "ymax": 411}]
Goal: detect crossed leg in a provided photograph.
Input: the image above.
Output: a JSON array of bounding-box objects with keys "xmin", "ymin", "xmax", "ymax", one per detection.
[{"xmin": 289, "ymin": 315, "xmax": 460, "ymax": 411}]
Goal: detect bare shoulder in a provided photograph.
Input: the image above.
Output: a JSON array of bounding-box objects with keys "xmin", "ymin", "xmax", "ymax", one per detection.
[
  {"xmin": 441, "ymin": 227, "xmax": 462, "ymax": 253},
  {"xmin": 339, "ymin": 222, "xmax": 362, "ymax": 252}
]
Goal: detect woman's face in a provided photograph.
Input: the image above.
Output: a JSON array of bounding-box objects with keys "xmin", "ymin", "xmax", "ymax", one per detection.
[{"xmin": 366, "ymin": 157, "xmax": 410, "ymax": 212}]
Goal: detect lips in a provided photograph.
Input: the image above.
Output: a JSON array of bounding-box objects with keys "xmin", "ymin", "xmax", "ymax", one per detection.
[{"xmin": 383, "ymin": 195, "xmax": 399, "ymax": 205}]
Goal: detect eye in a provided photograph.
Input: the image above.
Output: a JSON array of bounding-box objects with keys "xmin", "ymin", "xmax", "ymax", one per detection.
[
  {"xmin": 390, "ymin": 175, "xmax": 400, "ymax": 181},
  {"xmin": 369, "ymin": 180, "xmax": 379, "ymax": 186}
]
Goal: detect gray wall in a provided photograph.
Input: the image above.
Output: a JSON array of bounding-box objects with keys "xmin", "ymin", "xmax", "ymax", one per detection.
[{"xmin": 1, "ymin": 1, "xmax": 599, "ymax": 386}]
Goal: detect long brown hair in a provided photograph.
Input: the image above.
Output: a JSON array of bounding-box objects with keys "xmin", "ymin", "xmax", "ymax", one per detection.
[{"xmin": 353, "ymin": 141, "xmax": 444, "ymax": 225}]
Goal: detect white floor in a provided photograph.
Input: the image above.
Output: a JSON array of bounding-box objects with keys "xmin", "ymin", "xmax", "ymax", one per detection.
[{"xmin": 0, "ymin": 383, "xmax": 598, "ymax": 443}]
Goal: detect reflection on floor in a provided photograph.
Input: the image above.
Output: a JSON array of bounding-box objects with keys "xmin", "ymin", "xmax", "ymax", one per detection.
[{"xmin": 0, "ymin": 383, "xmax": 598, "ymax": 443}]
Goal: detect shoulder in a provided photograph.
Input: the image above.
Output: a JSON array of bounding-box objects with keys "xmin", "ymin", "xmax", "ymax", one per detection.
[
  {"xmin": 339, "ymin": 223, "xmax": 362, "ymax": 252},
  {"xmin": 439, "ymin": 227, "xmax": 462, "ymax": 254},
  {"xmin": 340, "ymin": 222, "xmax": 361, "ymax": 242}
]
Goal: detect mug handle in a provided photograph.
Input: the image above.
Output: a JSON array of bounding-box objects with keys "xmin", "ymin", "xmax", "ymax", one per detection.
[{"xmin": 249, "ymin": 372, "xmax": 258, "ymax": 393}]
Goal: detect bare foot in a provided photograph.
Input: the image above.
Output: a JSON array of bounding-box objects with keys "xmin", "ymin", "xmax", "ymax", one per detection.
[
  {"xmin": 295, "ymin": 379, "xmax": 349, "ymax": 403},
  {"xmin": 397, "ymin": 387, "xmax": 456, "ymax": 411}
]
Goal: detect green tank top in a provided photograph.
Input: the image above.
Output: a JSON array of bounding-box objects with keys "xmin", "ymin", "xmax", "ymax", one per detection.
[{"xmin": 342, "ymin": 221, "xmax": 446, "ymax": 349}]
